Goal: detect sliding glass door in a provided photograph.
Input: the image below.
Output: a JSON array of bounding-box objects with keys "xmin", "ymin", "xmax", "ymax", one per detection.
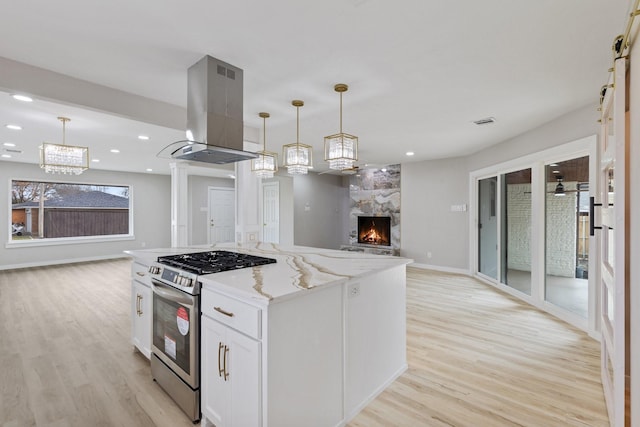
[
  {"xmin": 544, "ymin": 156, "xmax": 590, "ymax": 318},
  {"xmin": 473, "ymin": 145, "xmax": 595, "ymax": 333},
  {"xmin": 478, "ymin": 177, "xmax": 498, "ymax": 279},
  {"xmin": 501, "ymin": 168, "xmax": 532, "ymax": 295}
]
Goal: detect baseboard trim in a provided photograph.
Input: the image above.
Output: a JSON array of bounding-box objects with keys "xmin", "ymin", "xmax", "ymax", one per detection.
[
  {"xmin": 409, "ymin": 263, "xmax": 470, "ymax": 276},
  {"xmin": 0, "ymin": 254, "xmax": 129, "ymax": 271}
]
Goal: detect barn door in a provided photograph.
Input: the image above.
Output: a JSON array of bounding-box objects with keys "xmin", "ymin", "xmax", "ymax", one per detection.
[{"xmin": 597, "ymin": 55, "xmax": 627, "ymax": 427}]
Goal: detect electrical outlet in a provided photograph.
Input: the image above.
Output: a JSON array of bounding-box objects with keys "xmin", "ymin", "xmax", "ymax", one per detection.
[
  {"xmin": 427, "ymin": 251, "xmax": 432, "ymax": 259},
  {"xmin": 348, "ymin": 283, "xmax": 360, "ymax": 298}
]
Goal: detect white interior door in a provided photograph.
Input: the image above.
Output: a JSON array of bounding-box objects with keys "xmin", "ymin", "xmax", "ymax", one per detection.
[
  {"xmin": 262, "ymin": 181, "xmax": 279, "ymax": 244},
  {"xmin": 598, "ymin": 56, "xmax": 627, "ymax": 427},
  {"xmin": 208, "ymin": 187, "xmax": 235, "ymax": 244}
]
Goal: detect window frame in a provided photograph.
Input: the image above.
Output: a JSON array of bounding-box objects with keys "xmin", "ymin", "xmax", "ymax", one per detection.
[{"xmin": 7, "ymin": 177, "xmax": 134, "ymax": 248}]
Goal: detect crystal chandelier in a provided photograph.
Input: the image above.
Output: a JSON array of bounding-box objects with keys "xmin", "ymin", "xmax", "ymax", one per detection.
[
  {"xmin": 251, "ymin": 112, "xmax": 278, "ymax": 179},
  {"xmin": 324, "ymin": 84, "xmax": 358, "ymax": 170},
  {"xmin": 40, "ymin": 117, "xmax": 89, "ymax": 175},
  {"xmin": 282, "ymin": 100, "xmax": 313, "ymax": 175}
]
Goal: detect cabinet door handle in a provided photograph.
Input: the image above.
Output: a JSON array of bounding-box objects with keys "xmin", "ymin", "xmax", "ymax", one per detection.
[
  {"xmin": 214, "ymin": 306, "xmax": 234, "ymax": 317},
  {"xmin": 218, "ymin": 342, "xmax": 224, "ymax": 378},
  {"xmin": 223, "ymin": 345, "xmax": 229, "ymax": 381},
  {"xmin": 138, "ymin": 294, "xmax": 143, "ymax": 316},
  {"xmin": 136, "ymin": 294, "xmax": 142, "ymax": 316},
  {"xmin": 136, "ymin": 272, "xmax": 145, "ymax": 277}
]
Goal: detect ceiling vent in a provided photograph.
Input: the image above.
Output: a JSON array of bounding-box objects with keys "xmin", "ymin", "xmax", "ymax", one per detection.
[{"xmin": 473, "ymin": 117, "xmax": 496, "ymax": 126}]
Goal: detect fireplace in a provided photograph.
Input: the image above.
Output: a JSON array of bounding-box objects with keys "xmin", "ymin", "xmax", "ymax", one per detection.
[{"xmin": 357, "ymin": 216, "xmax": 391, "ymax": 246}]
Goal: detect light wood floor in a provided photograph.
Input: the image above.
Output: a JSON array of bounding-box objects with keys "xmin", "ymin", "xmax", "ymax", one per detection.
[{"xmin": 0, "ymin": 261, "xmax": 608, "ymax": 427}]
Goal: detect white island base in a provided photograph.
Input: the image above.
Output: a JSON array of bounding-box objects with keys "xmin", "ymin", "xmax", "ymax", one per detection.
[{"xmin": 127, "ymin": 243, "xmax": 409, "ymax": 427}]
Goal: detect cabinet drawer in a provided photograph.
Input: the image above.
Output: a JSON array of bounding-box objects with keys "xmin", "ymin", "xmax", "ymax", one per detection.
[
  {"xmin": 132, "ymin": 262, "xmax": 151, "ymax": 288},
  {"xmin": 201, "ymin": 289, "xmax": 261, "ymax": 339}
]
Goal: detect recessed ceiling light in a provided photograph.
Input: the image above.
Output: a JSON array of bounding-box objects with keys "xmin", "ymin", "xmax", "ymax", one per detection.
[
  {"xmin": 3, "ymin": 142, "xmax": 16, "ymax": 147},
  {"xmin": 406, "ymin": 151, "xmax": 415, "ymax": 156},
  {"xmin": 381, "ymin": 168, "xmax": 387, "ymax": 172},
  {"xmin": 110, "ymin": 149, "xmax": 120, "ymax": 153},
  {"xmin": 11, "ymin": 94, "xmax": 33, "ymax": 102},
  {"xmin": 550, "ymin": 163, "xmax": 559, "ymax": 167},
  {"xmin": 228, "ymin": 174, "xmax": 236, "ymax": 179},
  {"xmin": 5, "ymin": 124, "xmax": 22, "ymax": 130},
  {"xmin": 146, "ymin": 168, "xmax": 153, "ymax": 172},
  {"xmin": 92, "ymin": 159, "xmax": 100, "ymax": 163},
  {"xmin": 552, "ymin": 170, "xmax": 560, "ymax": 174},
  {"xmin": 1, "ymin": 154, "xmax": 11, "ymax": 158},
  {"xmin": 138, "ymin": 135, "xmax": 150, "ymax": 140}
]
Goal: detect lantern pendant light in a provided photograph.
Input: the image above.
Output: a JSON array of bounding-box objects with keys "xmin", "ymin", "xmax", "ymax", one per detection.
[
  {"xmin": 282, "ymin": 100, "xmax": 313, "ymax": 175},
  {"xmin": 40, "ymin": 116, "xmax": 89, "ymax": 175},
  {"xmin": 251, "ymin": 112, "xmax": 278, "ymax": 179},
  {"xmin": 324, "ymin": 84, "xmax": 358, "ymax": 170}
]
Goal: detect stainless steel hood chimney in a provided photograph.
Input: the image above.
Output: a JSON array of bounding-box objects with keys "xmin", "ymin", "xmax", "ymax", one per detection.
[{"xmin": 159, "ymin": 56, "xmax": 258, "ymax": 164}]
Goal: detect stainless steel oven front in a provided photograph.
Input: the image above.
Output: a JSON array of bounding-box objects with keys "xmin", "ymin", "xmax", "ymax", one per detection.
[{"xmin": 150, "ymin": 279, "xmax": 200, "ymax": 422}]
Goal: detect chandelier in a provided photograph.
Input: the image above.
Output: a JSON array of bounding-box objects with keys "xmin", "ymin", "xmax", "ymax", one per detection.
[
  {"xmin": 40, "ymin": 117, "xmax": 89, "ymax": 175},
  {"xmin": 251, "ymin": 112, "xmax": 278, "ymax": 179},
  {"xmin": 282, "ymin": 100, "xmax": 313, "ymax": 175},
  {"xmin": 324, "ymin": 83, "xmax": 358, "ymax": 170}
]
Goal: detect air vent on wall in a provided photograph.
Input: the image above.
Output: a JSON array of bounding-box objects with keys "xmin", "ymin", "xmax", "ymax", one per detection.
[{"xmin": 473, "ymin": 117, "xmax": 496, "ymax": 125}]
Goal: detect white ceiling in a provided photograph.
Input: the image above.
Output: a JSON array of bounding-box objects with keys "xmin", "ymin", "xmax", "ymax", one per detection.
[{"xmin": 0, "ymin": 0, "xmax": 631, "ymax": 176}]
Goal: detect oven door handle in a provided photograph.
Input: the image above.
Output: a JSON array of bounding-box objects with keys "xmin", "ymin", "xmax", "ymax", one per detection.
[{"xmin": 151, "ymin": 279, "xmax": 195, "ymax": 307}]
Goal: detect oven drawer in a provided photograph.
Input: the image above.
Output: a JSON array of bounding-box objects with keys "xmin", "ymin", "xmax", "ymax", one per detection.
[
  {"xmin": 132, "ymin": 262, "xmax": 152, "ymax": 287},
  {"xmin": 201, "ymin": 289, "xmax": 261, "ymax": 339}
]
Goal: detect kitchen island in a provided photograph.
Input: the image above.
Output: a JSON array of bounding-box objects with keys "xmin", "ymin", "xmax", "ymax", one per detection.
[{"xmin": 126, "ymin": 242, "xmax": 411, "ymax": 427}]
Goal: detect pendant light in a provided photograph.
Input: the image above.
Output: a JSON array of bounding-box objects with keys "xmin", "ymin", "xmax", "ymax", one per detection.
[
  {"xmin": 324, "ymin": 83, "xmax": 358, "ymax": 170},
  {"xmin": 40, "ymin": 117, "xmax": 89, "ymax": 175},
  {"xmin": 554, "ymin": 176, "xmax": 566, "ymax": 197},
  {"xmin": 251, "ymin": 112, "xmax": 278, "ymax": 179},
  {"xmin": 282, "ymin": 100, "xmax": 313, "ymax": 175}
]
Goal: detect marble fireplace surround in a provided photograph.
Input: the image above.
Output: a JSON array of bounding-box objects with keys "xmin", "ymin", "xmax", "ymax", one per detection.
[{"xmin": 344, "ymin": 164, "xmax": 401, "ymax": 255}]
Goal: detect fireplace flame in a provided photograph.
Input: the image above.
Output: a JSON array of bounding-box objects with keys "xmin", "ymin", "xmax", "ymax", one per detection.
[{"xmin": 359, "ymin": 219, "xmax": 390, "ymax": 246}]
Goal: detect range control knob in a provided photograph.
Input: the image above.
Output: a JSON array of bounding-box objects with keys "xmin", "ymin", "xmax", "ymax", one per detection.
[{"xmin": 148, "ymin": 266, "xmax": 161, "ymax": 275}]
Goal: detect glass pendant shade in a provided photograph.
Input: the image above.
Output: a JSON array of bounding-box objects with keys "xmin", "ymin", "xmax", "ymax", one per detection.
[
  {"xmin": 324, "ymin": 133, "xmax": 358, "ymax": 170},
  {"xmin": 252, "ymin": 151, "xmax": 278, "ymax": 179},
  {"xmin": 282, "ymin": 100, "xmax": 312, "ymax": 175},
  {"xmin": 324, "ymin": 84, "xmax": 358, "ymax": 170},
  {"xmin": 283, "ymin": 143, "xmax": 313, "ymax": 175},
  {"xmin": 252, "ymin": 112, "xmax": 278, "ymax": 179},
  {"xmin": 39, "ymin": 117, "xmax": 89, "ymax": 175}
]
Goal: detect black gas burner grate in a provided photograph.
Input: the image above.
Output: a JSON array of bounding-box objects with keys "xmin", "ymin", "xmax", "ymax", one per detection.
[{"xmin": 157, "ymin": 250, "xmax": 276, "ymax": 275}]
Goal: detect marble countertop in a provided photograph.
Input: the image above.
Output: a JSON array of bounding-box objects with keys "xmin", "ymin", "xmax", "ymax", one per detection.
[{"xmin": 125, "ymin": 242, "xmax": 412, "ymax": 304}]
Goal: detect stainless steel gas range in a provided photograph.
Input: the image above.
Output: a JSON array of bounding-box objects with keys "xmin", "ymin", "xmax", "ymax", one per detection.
[{"xmin": 147, "ymin": 250, "xmax": 276, "ymax": 423}]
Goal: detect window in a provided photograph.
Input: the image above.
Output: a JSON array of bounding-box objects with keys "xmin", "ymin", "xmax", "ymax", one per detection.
[{"xmin": 11, "ymin": 180, "xmax": 131, "ymax": 241}]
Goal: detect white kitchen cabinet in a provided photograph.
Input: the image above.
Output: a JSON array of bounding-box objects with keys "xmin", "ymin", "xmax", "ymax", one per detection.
[
  {"xmin": 202, "ymin": 297, "xmax": 260, "ymax": 427},
  {"xmin": 131, "ymin": 262, "xmax": 152, "ymax": 358}
]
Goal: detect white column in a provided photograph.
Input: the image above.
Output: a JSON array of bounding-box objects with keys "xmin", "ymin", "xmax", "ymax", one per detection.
[
  {"xmin": 235, "ymin": 141, "xmax": 262, "ymax": 244},
  {"xmin": 170, "ymin": 161, "xmax": 189, "ymax": 248}
]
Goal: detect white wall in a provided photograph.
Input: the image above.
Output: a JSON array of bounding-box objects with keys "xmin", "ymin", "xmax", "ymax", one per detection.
[
  {"xmin": 400, "ymin": 157, "xmax": 469, "ymax": 269},
  {"xmin": 293, "ymin": 173, "xmax": 348, "ymax": 250},
  {"xmin": 1, "ymin": 161, "xmax": 171, "ymax": 268}
]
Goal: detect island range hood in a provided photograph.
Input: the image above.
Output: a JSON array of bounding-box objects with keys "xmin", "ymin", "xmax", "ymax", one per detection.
[{"xmin": 159, "ymin": 55, "xmax": 258, "ymax": 164}]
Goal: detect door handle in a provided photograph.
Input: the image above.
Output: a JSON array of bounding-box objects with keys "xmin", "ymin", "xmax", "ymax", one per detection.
[
  {"xmin": 214, "ymin": 306, "xmax": 234, "ymax": 317},
  {"xmin": 223, "ymin": 345, "xmax": 229, "ymax": 381},
  {"xmin": 136, "ymin": 294, "xmax": 142, "ymax": 316},
  {"xmin": 218, "ymin": 342, "xmax": 224, "ymax": 378}
]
